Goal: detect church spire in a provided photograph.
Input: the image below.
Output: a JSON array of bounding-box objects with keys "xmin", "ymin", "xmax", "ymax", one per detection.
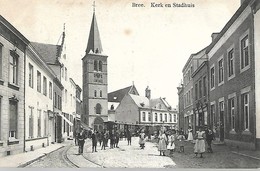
[{"xmin": 86, "ymin": 4, "xmax": 103, "ymax": 54}]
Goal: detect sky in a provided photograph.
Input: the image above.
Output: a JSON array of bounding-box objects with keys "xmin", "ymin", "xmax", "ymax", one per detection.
[{"xmin": 0, "ymin": 0, "xmax": 240, "ymax": 108}]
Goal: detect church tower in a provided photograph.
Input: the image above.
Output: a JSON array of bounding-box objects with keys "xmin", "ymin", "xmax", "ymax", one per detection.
[{"xmin": 82, "ymin": 9, "xmax": 108, "ymax": 131}]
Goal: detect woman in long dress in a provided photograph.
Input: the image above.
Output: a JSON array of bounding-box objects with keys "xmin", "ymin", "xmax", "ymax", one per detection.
[
  {"xmin": 194, "ymin": 127, "xmax": 206, "ymax": 158},
  {"xmin": 158, "ymin": 131, "xmax": 167, "ymax": 156},
  {"xmin": 187, "ymin": 126, "xmax": 194, "ymax": 142},
  {"xmin": 167, "ymin": 131, "xmax": 175, "ymax": 155}
]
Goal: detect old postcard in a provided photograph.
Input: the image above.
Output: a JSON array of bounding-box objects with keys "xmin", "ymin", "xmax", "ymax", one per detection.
[{"xmin": 0, "ymin": 0, "xmax": 259, "ymax": 168}]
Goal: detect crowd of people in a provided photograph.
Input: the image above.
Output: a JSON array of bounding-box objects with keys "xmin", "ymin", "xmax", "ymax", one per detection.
[
  {"xmin": 154, "ymin": 126, "xmax": 215, "ymax": 158},
  {"xmin": 75, "ymin": 125, "xmax": 215, "ymax": 159},
  {"xmin": 75, "ymin": 128, "xmax": 133, "ymax": 154}
]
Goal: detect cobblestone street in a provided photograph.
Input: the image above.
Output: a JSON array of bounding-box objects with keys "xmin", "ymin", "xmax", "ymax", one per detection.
[{"xmin": 24, "ymin": 137, "xmax": 260, "ymax": 168}]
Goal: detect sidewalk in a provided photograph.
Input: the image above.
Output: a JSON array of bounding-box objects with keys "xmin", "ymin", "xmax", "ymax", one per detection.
[
  {"xmin": 0, "ymin": 143, "xmax": 65, "ymax": 167},
  {"xmin": 68, "ymin": 137, "xmax": 176, "ymax": 168}
]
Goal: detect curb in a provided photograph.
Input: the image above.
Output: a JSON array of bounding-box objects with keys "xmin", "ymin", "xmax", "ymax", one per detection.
[
  {"xmin": 17, "ymin": 145, "xmax": 65, "ymax": 168},
  {"xmin": 231, "ymin": 151, "xmax": 260, "ymax": 161}
]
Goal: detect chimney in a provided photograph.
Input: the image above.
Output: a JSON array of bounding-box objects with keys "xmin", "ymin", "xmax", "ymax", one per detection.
[
  {"xmin": 145, "ymin": 86, "xmax": 151, "ymax": 99},
  {"xmin": 211, "ymin": 32, "xmax": 219, "ymax": 42}
]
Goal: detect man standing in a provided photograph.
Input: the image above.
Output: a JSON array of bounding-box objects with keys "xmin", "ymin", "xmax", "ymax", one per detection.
[
  {"xmin": 77, "ymin": 128, "xmax": 86, "ymax": 154},
  {"xmin": 126, "ymin": 129, "xmax": 132, "ymax": 145},
  {"xmin": 205, "ymin": 127, "xmax": 215, "ymax": 153},
  {"xmin": 91, "ymin": 130, "xmax": 98, "ymax": 152}
]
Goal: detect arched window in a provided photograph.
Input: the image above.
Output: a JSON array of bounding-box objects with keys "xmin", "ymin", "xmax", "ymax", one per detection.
[
  {"xmin": 100, "ymin": 90, "xmax": 102, "ymax": 97},
  {"xmin": 94, "ymin": 60, "xmax": 98, "ymax": 71},
  {"xmin": 99, "ymin": 61, "xmax": 102, "ymax": 72},
  {"xmin": 94, "ymin": 90, "xmax": 97, "ymax": 97},
  {"xmin": 95, "ymin": 103, "xmax": 102, "ymax": 114}
]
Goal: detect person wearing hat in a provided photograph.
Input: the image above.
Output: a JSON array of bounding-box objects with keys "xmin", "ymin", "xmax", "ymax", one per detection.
[{"xmin": 194, "ymin": 126, "xmax": 206, "ymax": 158}]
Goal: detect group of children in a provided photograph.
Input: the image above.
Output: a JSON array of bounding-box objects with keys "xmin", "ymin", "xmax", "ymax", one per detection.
[{"xmin": 157, "ymin": 126, "xmax": 215, "ymax": 158}]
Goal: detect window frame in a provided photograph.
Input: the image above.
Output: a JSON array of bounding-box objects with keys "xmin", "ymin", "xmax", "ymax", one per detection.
[
  {"xmin": 37, "ymin": 71, "xmax": 41, "ymax": 93},
  {"xmin": 29, "ymin": 63, "xmax": 34, "ymax": 88},
  {"xmin": 227, "ymin": 46, "xmax": 235, "ymax": 80},
  {"xmin": 240, "ymin": 29, "xmax": 250, "ymax": 73},
  {"xmin": 218, "ymin": 56, "xmax": 224, "ymax": 86},
  {"xmin": 9, "ymin": 53, "xmax": 19, "ymax": 85},
  {"xmin": 210, "ymin": 64, "xmax": 215, "ymax": 91}
]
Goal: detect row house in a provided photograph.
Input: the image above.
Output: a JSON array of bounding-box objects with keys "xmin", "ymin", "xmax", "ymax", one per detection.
[
  {"xmin": 31, "ymin": 29, "xmax": 76, "ymax": 140},
  {"xmin": 0, "ymin": 16, "xmax": 29, "ymax": 157},
  {"xmin": 207, "ymin": 0, "xmax": 259, "ymax": 149},
  {"xmin": 178, "ymin": 0, "xmax": 260, "ymax": 149},
  {"xmin": 24, "ymin": 44, "xmax": 57, "ymax": 151}
]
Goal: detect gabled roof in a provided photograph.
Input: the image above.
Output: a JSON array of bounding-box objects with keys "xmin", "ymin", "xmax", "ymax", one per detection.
[
  {"xmin": 129, "ymin": 94, "xmax": 150, "ymax": 108},
  {"xmin": 108, "ymin": 85, "xmax": 139, "ymax": 103},
  {"xmin": 31, "ymin": 42, "xmax": 61, "ymax": 65},
  {"xmin": 86, "ymin": 12, "xmax": 103, "ymax": 54}
]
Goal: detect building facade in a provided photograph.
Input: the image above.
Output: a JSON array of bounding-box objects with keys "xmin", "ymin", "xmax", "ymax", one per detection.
[
  {"xmin": 24, "ymin": 44, "xmax": 56, "ymax": 151},
  {"xmin": 82, "ymin": 12, "xmax": 108, "ymax": 131},
  {"xmin": 0, "ymin": 16, "xmax": 29, "ymax": 157}
]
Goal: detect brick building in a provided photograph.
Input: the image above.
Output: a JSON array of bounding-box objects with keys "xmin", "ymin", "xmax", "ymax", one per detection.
[
  {"xmin": 0, "ymin": 15, "xmax": 29, "ymax": 157},
  {"xmin": 207, "ymin": 0, "xmax": 258, "ymax": 149}
]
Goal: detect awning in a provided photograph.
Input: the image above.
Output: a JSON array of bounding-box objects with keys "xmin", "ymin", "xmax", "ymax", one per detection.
[
  {"xmin": 81, "ymin": 122, "xmax": 92, "ymax": 130},
  {"xmin": 57, "ymin": 113, "xmax": 73, "ymax": 126}
]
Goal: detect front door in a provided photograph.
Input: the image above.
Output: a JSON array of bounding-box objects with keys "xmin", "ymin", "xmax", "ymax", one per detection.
[
  {"xmin": 93, "ymin": 117, "xmax": 104, "ymax": 132},
  {"xmin": 219, "ymin": 101, "xmax": 224, "ymax": 142}
]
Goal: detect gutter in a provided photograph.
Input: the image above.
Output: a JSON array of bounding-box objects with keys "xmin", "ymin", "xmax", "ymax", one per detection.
[{"xmin": 23, "ymin": 47, "xmax": 27, "ymax": 152}]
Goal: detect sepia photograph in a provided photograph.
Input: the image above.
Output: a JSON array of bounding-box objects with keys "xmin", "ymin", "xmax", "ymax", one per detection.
[{"xmin": 0, "ymin": 0, "xmax": 259, "ymax": 168}]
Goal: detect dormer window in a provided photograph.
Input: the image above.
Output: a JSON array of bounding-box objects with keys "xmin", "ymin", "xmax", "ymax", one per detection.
[{"xmin": 140, "ymin": 102, "xmax": 144, "ymax": 107}]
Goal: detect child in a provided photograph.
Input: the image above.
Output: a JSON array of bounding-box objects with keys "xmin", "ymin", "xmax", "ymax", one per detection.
[
  {"xmin": 177, "ymin": 128, "xmax": 185, "ymax": 153},
  {"xmin": 167, "ymin": 131, "xmax": 176, "ymax": 155}
]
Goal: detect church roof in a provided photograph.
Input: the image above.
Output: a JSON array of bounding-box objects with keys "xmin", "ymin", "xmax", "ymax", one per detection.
[
  {"xmin": 108, "ymin": 85, "xmax": 139, "ymax": 103},
  {"xmin": 86, "ymin": 12, "xmax": 103, "ymax": 54},
  {"xmin": 31, "ymin": 42, "xmax": 61, "ymax": 65}
]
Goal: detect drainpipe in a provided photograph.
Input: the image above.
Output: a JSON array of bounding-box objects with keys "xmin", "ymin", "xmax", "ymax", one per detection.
[{"xmin": 23, "ymin": 47, "xmax": 27, "ymax": 152}]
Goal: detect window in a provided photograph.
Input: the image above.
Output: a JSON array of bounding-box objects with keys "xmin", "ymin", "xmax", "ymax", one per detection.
[
  {"xmin": 94, "ymin": 90, "xmax": 97, "ymax": 97},
  {"xmin": 148, "ymin": 112, "xmax": 151, "ymax": 122},
  {"xmin": 203, "ymin": 76, "xmax": 207, "ymax": 96},
  {"xmin": 173, "ymin": 114, "xmax": 177, "ymax": 123},
  {"xmin": 199, "ymin": 80, "xmax": 202, "ymax": 98},
  {"xmin": 0, "ymin": 97, "xmax": 1, "ymax": 139},
  {"xmin": 65, "ymin": 67, "xmax": 67, "ymax": 81},
  {"xmin": 0, "ymin": 44, "xmax": 2, "ymax": 79},
  {"xmin": 61, "ymin": 67, "xmax": 64, "ymax": 78},
  {"xmin": 44, "ymin": 111, "xmax": 47, "ymax": 136},
  {"xmin": 142, "ymin": 112, "xmax": 146, "ymax": 121},
  {"xmin": 218, "ymin": 58, "xmax": 224, "ymax": 84},
  {"xmin": 29, "ymin": 106, "xmax": 34, "ymax": 138},
  {"xmin": 165, "ymin": 114, "xmax": 167, "ymax": 122},
  {"xmin": 9, "ymin": 100, "xmax": 18, "ymax": 139},
  {"xmin": 210, "ymin": 66, "xmax": 215, "ymax": 89},
  {"xmin": 160, "ymin": 113, "xmax": 162, "ymax": 122},
  {"xmin": 229, "ymin": 98, "xmax": 235, "ymax": 130},
  {"xmin": 169, "ymin": 114, "xmax": 172, "ymax": 122},
  {"xmin": 43, "ymin": 76, "xmax": 47, "ymax": 96},
  {"xmin": 100, "ymin": 90, "xmax": 102, "ymax": 97},
  {"xmin": 228, "ymin": 49, "xmax": 235, "ymax": 77},
  {"xmin": 155, "ymin": 113, "xmax": 158, "ymax": 122},
  {"xmin": 210, "ymin": 104, "xmax": 215, "ymax": 126},
  {"xmin": 95, "ymin": 103, "xmax": 102, "ymax": 114},
  {"xmin": 99, "ymin": 61, "xmax": 102, "ymax": 72},
  {"xmin": 49, "ymin": 82, "xmax": 52, "ymax": 99},
  {"xmin": 37, "ymin": 71, "xmax": 41, "ymax": 92},
  {"xmin": 94, "ymin": 60, "xmax": 98, "ymax": 71},
  {"xmin": 54, "ymin": 92, "xmax": 57, "ymax": 108},
  {"xmin": 242, "ymin": 93, "xmax": 249, "ymax": 130},
  {"xmin": 195, "ymin": 83, "xmax": 198, "ymax": 100},
  {"xmin": 65, "ymin": 89, "xmax": 67, "ymax": 103},
  {"xmin": 29, "ymin": 63, "xmax": 34, "ymax": 88},
  {"xmin": 9, "ymin": 55, "xmax": 18, "ymax": 85},
  {"xmin": 37, "ymin": 109, "xmax": 41, "ymax": 137},
  {"xmin": 241, "ymin": 35, "xmax": 249, "ymax": 69}
]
